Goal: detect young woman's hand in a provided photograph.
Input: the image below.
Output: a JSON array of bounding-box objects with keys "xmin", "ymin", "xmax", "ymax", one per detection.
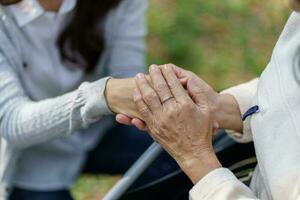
[
  {"xmin": 105, "ymin": 78, "xmax": 142, "ymax": 119},
  {"xmin": 132, "ymin": 64, "xmax": 222, "ymax": 183}
]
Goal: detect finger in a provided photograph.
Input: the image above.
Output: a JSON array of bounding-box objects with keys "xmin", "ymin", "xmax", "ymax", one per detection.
[
  {"xmin": 161, "ymin": 64, "xmax": 191, "ymax": 103},
  {"xmin": 115, "ymin": 114, "xmax": 147, "ymax": 131},
  {"xmin": 170, "ymin": 64, "xmax": 188, "ymax": 78},
  {"xmin": 133, "ymin": 87, "xmax": 152, "ymax": 122},
  {"xmin": 116, "ymin": 114, "xmax": 132, "ymax": 125},
  {"xmin": 149, "ymin": 64, "xmax": 175, "ymax": 105},
  {"xmin": 187, "ymin": 77, "xmax": 209, "ymax": 106},
  {"xmin": 170, "ymin": 64, "xmax": 199, "ymax": 89},
  {"xmin": 136, "ymin": 73, "xmax": 162, "ymax": 113},
  {"xmin": 159, "ymin": 64, "xmax": 189, "ymax": 84},
  {"xmin": 180, "ymin": 77, "xmax": 188, "ymax": 87},
  {"xmin": 131, "ymin": 118, "xmax": 147, "ymax": 131}
]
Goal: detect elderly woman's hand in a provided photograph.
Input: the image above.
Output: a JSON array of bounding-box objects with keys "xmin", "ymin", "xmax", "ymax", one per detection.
[{"xmin": 133, "ymin": 64, "xmax": 222, "ymax": 183}]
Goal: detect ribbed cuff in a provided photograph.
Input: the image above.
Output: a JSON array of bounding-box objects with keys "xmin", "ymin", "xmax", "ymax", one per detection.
[
  {"xmin": 189, "ymin": 168, "xmax": 237, "ymax": 199},
  {"xmin": 74, "ymin": 77, "xmax": 112, "ymax": 128}
]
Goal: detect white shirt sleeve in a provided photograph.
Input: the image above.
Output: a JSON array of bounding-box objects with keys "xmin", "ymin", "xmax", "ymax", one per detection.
[
  {"xmin": 189, "ymin": 168, "xmax": 259, "ymax": 200},
  {"xmin": 220, "ymin": 78, "xmax": 259, "ymax": 143}
]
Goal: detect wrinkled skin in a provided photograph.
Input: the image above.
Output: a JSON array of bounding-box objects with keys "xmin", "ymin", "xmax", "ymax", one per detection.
[{"xmin": 132, "ymin": 64, "xmax": 221, "ymax": 182}]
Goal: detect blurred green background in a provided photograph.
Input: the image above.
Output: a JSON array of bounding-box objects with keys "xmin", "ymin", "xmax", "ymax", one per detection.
[{"xmin": 72, "ymin": 0, "xmax": 290, "ymax": 199}]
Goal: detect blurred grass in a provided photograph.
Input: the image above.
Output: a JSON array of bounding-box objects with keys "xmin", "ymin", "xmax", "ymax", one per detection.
[
  {"xmin": 72, "ymin": 0, "xmax": 291, "ymax": 199},
  {"xmin": 72, "ymin": 175, "xmax": 120, "ymax": 200}
]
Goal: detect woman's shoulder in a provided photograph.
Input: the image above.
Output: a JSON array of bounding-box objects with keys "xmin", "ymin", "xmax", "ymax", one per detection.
[
  {"xmin": 102, "ymin": 0, "xmax": 147, "ymax": 45},
  {"xmin": 118, "ymin": 0, "xmax": 147, "ymax": 11},
  {"xmin": 105, "ymin": 0, "xmax": 147, "ymax": 33},
  {"xmin": 110, "ymin": 0, "xmax": 147, "ymax": 19}
]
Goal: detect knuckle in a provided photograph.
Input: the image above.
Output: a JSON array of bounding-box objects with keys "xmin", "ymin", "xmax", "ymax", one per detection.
[
  {"xmin": 167, "ymin": 63, "xmax": 176, "ymax": 68},
  {"xmin": 138, "ymin": 106, "xmax": 149, "ymax": 116},
  {"xmin": 199, "ymin": 105, "xmax": 212, "ymax": 117},
  {"xmin": 168, "ymin": 80, "xmax": 180, "ymax": 90},
  {"xmin": 143, "ymin": 91, "xmax": 157, "ymax": 102},
  {"xmin": 133, "ymin": 95, "xmax": 142, "ymax": 103},
  {"xmin": 156, "ymin": 83, "xmax": 166, "ymax": 91}
]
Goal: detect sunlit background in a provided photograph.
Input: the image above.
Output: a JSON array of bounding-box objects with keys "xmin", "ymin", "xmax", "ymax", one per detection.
[{"xmin": 72, "ymin": 0, "xmax": 291, "ymax": 199}]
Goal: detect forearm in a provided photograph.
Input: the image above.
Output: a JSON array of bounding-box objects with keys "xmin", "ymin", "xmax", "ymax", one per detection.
[
  {"xmin": 3, "ymin": 91, "xmax": 76, "ymax": 148},
  {"xmin": 179, "ymin": 150, "xmax": 222, "ymax": 184},
  {"xmin": 0, "ymin": 67, "xmax": 110, "ymax": 149}
]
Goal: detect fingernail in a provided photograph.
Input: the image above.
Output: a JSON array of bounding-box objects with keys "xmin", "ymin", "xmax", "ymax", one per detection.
[
  {"xmin": 149, "ymin": 64, "xmax": 158, "ymax": 72},
  {"xmin": 136, "ymin": 73, "xmax": 145, "ymax": 79},
  {"xmin": 164, "ymin": 64, "xmax": 169, "ymax": 70}
]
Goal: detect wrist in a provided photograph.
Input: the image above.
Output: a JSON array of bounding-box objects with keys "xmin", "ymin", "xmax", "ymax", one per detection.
[
  {"xmin": 179, "ymin": 150, "xmax": 222, "ymax": 184},
  {"xmin": 105, "ymin": 78, "xmax": 133, "ymax": 112},
  {"xmin": 215, "ymin": 93, "xmax": 243, "ymax": 132},
  {"xmin": 105, "ymin": 78, "xmax": 118, "ymax": 113},
  {"xmin": 105, "ymin": 78, "xmax": 140, "ymax": 118}
]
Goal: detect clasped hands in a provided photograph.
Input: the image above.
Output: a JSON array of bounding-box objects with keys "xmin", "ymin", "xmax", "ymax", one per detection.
[{"xmin": 105, "ymin": 64, "xmax": 242, "ymax": 183}]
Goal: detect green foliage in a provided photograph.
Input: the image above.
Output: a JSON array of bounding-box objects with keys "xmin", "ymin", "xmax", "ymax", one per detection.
[{"xmin": 147, "ymin": 0, "xmax": 290, "ymax": 89}]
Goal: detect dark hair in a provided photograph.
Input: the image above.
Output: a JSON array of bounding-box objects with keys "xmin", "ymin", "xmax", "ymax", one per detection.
[{"xmin": 1, "ymin": 0, "xmax": 121, "ymax": 73}]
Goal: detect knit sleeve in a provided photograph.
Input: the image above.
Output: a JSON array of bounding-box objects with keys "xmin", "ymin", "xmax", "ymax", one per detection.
[
  {"xmin": 0, "ymin": 59, "xmax": 111, "ymax": 149},
  {"xmin": 189, "ymin": 168, "xmax": 258, "ymax": 200}
]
